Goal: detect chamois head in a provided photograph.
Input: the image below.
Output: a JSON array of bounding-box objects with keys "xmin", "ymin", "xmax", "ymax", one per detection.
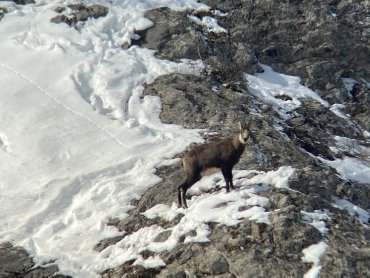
[{"xmin": 238, "ymin": 119, "xmax": 252, "ymax": 144}]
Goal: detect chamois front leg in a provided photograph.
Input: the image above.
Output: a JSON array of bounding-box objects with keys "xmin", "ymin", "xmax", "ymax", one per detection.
[{"xmin": 221, "ymin": 166, "xmax": 234, "ymax": 192}]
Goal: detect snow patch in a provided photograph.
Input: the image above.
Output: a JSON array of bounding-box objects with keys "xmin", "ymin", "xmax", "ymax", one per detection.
[
  {"xmin": 342, "ymin": 77, "xmax": 358, "ymax": 97},
  {"xmin": 333, "ymin": 136, "xmax": 370, "ymax": 155},
  {"xmin": 302, "ymin": 241, "xmax": 328, "ymax": 278},
  {"xmin": 301, "ymin": 210, "xmax": 331, "ymax": 235},
  {"xmin": 273, "ymin": 120, "xmax": 291, "ymax": 141},
  {"xmin": 322, "ymin": 156, "xmax": 370, "ymax": 184},
  {"xmin": 188, "ymin": 15, "xmax": 227, "ymax": 33},
  {"xmin": 321, "ymin": 136, "xmax": 370, "ymax": 184},
  {"xmin": 129, "ymin": 167, "xmax": 295, "ymax": 268},
  {"xmin": 300, "ymin": 209, "xmax": 331, "ymax": 278},
  {"xmin": 245, "ymin": 64, "xmax": 329, "ymax": 119},
  {"xmin": 330, "ymin": 103, "xmax": 348, "ymax": 120},
  {"xmin": 332, "ymin": 196, "xmax": 369, "ymax": 226}
]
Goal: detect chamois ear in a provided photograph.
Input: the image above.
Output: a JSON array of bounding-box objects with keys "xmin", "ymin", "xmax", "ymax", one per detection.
[{"xmin": 238, "ymin": 121, "xmax": 242, "ymax": 131}]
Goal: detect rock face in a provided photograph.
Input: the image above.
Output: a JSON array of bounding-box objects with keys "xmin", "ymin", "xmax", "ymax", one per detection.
[
  {"xmin": 0, "ymin": 243, "xmax": 69, "ymax": 278},
  {"xmin": 1, "ymin": 0, "xmax": 369, "ymax": 277},
  {"xmin": 133, "ymin": 6, "xmax": 260, "ymax": 87},
  {"xmin": 137, "ymin": 0, "xmax": 369, "ymax": 128},
  {"xmin": 102, "ymin": 0, "xmax": 369, "ymax": 277}
]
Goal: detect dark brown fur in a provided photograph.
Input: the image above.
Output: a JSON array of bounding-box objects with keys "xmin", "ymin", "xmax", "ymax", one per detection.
[{"xmin": 178, "ymin": 121, "xmax": 251, "ymax": 208}]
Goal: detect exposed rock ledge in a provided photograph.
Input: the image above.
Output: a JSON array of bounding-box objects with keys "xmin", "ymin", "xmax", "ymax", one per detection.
[{"xmin": 1, "ymin": 0, "xmax": 369, "ymax": 277}]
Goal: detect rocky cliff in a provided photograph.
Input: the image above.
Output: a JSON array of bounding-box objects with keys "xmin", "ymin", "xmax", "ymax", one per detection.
[
  {"xmin": 103, "ymin": 0, "xmax": 370, "ymax": 277},
  {"xmin": 1, "ymin": 0, "xmax": 369, "ymax": 277}
]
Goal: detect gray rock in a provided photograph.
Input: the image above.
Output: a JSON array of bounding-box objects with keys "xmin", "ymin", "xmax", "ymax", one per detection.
[
  {"xmin": 101, "ymin": 262, "xmax": 159, "ymax": 278},
  {"xmin": 133, "ymin": 7, "xmax": 209, "ymax": 61},
  {"xmin": 164, "ymin": 270, "xmax": 187, "ymax": 278},
  {"xmin": 0, "ymin": 7, "xmax": 7, "ymax": 21},
  {"xmin": 0, "ymin": 243, "xmax": 69, "ymax": 278},
  {"xmin": 0, "ymin": 242, "xmax": 33, "ymax": 276},
  {"xmin": 135, "ymin": 7, "xmax": 260, "ymax": 85},
  {"xmin": 51, "ymin": 4, "xmax": 108, "ymax": 28},
  {"xmin": 154, "ymin": 230, "xmax": 172, "ymax": 243},
  {"xmin": 12, "ymin": 0, "xmax": 35, "ymax": 4},
  {"xmin": 199, "ymin": 252, "xmax": 229, "ymax": 275}
]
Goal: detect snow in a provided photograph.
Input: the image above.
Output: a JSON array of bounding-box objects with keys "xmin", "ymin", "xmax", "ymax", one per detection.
[
  {"xmin": 301, "ymin": 210, "xmax": 331, "ymax": 235},
  {"xmin": 319, "ymin": 136, "xmax": 370, "ymax": 226},
  {"xmin": 126, "ymin": 167, "xmax": 295, "ymax": 268},
  {"xmin": 0, "ymin": 1, "xmax": 295, "ymax": 275},
  {"xmin": 0, "ymin": 0, "xmax": 367, "ymax": 276},
  {"xmin": 188, "ymin": 15, "xmax": 227, "ymax": 33},
  {"xmin": 333, "ymin": 136, "xmax": 370, "ymax": 155},
  {"xmin": 0, "ymin": 0, "xmax": 207, "ymax": 276},
  {"xmin": 342, "ymin": 77, "xmax": 358, "ymax": 97},
  {"xmin": 332, "ymin": 196, "xmax": 369, "ymax": 226},
  {"xmin": 302, "ymin": 241, "xmax": 328, "ymax": 265},
  {"xmin": 301, "ymin": 210, "xmax": 330, "ymax": 278},
  {"xmin": 321, "ymin": 136, "xmax": 370, "ymax": 184},
  {"xmin": 302, "ymin": 241, "xmax": 328, "ymax": 278},
  {"xmin": 273, "ymin": 120, "xmax": 291, "ymax": 141},
  {"xmin": 330, "ymin": 103, "xmax": 348, "ymax": 119},
  {"xmin": 324, "ymin": 157, "xmax": 370, "ymax": 184},
  {"xmin": 245, "ymin": 64, "xmax": 329, "ymax": 119},
  {"xmin": 304, "ymin": 266, "xmax": 323, "ymax": 278}
]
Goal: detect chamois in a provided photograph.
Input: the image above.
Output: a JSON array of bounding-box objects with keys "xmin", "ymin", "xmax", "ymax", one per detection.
[{"xmin": 178, "ymin": 119, "xmax": 252, "ymax": 208}]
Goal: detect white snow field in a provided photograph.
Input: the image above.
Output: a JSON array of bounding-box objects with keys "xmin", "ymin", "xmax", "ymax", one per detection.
[{"xmin": 0, "ymin": 0, "xmax": 207, "ymax": 276}]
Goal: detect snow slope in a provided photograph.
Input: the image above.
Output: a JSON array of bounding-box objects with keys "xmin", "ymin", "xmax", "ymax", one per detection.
[
  {"xmin": 1, "ymin": 1, "xmax": 369, "ymax": 277},
  {"xmin": 0, "ymin": 0, "xmax": 206, "ymax": 276}
]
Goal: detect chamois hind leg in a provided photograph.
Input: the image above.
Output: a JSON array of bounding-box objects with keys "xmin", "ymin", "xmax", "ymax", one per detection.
[
  {"xmin": 221, "ymin": 167, "xmax": 234, "ymax": 192},
  {"xmin": 178, "ymin": 180, "xmax": 188, "ymax": 208},
  {"xmin": 178, "ymin": 175, "xmax": 200, "ymax": 209}
]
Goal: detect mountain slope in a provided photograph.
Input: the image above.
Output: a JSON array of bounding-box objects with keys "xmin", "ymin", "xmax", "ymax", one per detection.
[{"xmin": 0, "ymin": 0, "xmax": 369, "ymax": 277}]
